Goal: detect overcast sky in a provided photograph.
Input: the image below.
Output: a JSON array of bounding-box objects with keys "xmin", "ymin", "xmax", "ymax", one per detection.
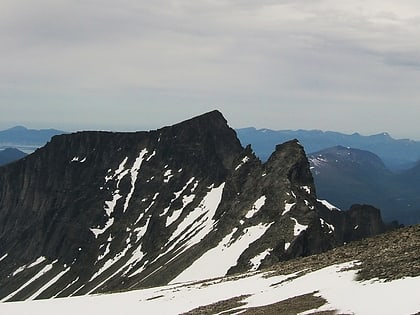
[{"xmin": 1, "ymin": 1, "xmax": 420, "ymax": 138}]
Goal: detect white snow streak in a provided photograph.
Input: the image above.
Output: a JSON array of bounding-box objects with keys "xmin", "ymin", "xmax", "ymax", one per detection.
[
  {"xmin": 53, "ymin": 277, "xmax": 80, "ymax": 298},
  {"xmin": 90, "ymin": 218, "xmax": 115, "ymax": 239},
  {"xmin": 320, "ymin": 218, "xmax": 335, "ymax": 233},
  {"xmin": 105, "ymin": 157, "xmax": 128, "ymax": 183},
  {"xmin": 165, "ymin": 194, "xmax": 195, "ymax": 227},
  {"xmin": 92, "ymin": 149, "xmax": 149, "ymax": 238},
  {"xmin": 98, "ymin": 243, "xmax": 111, "ymax": 261},
  {"xmin": 245, "ymin": 196, "xmax": 266, "ymax": 219},
  {"xmin": 235, "ymin": 156, "xmax": 250, "ymax": 170},
  {"xmin": 163, "ymin": 169, "xmax": 173, "ymax": 183},
  {"xmin": 2, "ymin": 262, "xmax": 419, "ymax": 315},
  {"xmin": 159, "ymin": 178, "xmax": 193, "ymax": 218},
  {"xmin": 123, "ymin": 149, "xmax": 149, "ymax": 213},
  {"xmin": 27, "ymin": 267, "xmax": 71, "ymax": 301},
  {"xmin": 301, "ymin": 185, "xmax": 311, "ymax": 194},
  {"xmin": 134, "ymin": 217, "xmax": 151, "ymax": 243},
  {"xmin": 154, "ymin": 183, "xmax": 225, "ymax": 265},
  {"xmin": 318, "ymin": 199, "xmax": 341, "ymax": 211},
  {"xmin": 250, "ymin": 248, "xmax": 272, "ymax": 271},
  {"xmin": 2, "ymin": 261, "xmax": 55, "ymax": 302},
  {"xmin": 12, "ymin": 257, "xmax": 47, "ymax": 277},
  {"xmin": 104, "ymin": 193, "xmax": 122, "ymax": 217},
  {"xmin": 171, "ymin": 223, "xmax": 273, "ymax": 284},
  {"xmin": 168, "ymin": 183, "xmax": 225, "ymax": 247},
  {"xmin": 0, "ymin": 253, "xmax": 7, "ymax": 262},
  {"xmin": 28, "ymin": 257, "xmax": 47, "ymax": 268},
  {"xmin": 282, "ymin": 202, "xmax": 295, "ymax": 216},
  {"xmin": 70, "ymin": 156, "xmax": 86, "ymax": 163},
  {"xmin": 12, "ymin": 265, "xmax": 27, "ymax": 277},
  {"xmin": 146, "ymin": 151, "xmax": 156, "ymax": 162}
]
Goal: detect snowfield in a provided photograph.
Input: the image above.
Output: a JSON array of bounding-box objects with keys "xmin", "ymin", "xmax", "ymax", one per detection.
[{"xmin": 1, "ymin": 261, "xmax": 419, "ymax": 315}]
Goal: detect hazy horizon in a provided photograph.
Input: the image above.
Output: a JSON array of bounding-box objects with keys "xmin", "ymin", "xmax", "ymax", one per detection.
[{"xmin": 1, "ymin": 118, "xmax": 419, "ymax": 142}]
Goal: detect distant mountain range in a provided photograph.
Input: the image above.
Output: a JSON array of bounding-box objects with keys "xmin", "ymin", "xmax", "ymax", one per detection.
[
  {"xmin": 309, "ymin": 146, "xmax": 420, "ymax": 225},
  {"xmin": 0, "ymin": 148, "xmax": 27, "ymax": 166},
  {"xmin": 237, "ymin": 128, "xmax": 420, "ymax": 225},
  {"xmin": 236, "ymin": 127, "xmax": 420, "ymax": 171},
  {"xmin": 0, "ymin": 126, "xmax": 66, "ymax": 153}
]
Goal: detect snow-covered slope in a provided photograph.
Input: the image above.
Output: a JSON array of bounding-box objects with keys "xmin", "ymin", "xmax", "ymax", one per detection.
[
  {"xmin": 4, "ymin": 224, "xmax": 418, "ymax": 314},
  {"xmin": 0, "ymin": 261, "xmax": 418, "ymax": 315}
]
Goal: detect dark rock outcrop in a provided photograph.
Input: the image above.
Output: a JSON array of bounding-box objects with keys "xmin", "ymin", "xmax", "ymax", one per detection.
[{"xmin": 0, "ymin": 110, "xmax": 387, "ymax": 302}]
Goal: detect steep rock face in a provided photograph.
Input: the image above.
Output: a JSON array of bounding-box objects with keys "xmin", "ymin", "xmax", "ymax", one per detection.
[{"xmin": 0, "ymin": 111, "xmax": 386, "ymax": 302}]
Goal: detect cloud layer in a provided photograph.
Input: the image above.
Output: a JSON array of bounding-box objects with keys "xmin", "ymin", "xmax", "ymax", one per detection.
[{"xmin": 1, "ymin": 0, "xmax": 420, "ymax": 137}]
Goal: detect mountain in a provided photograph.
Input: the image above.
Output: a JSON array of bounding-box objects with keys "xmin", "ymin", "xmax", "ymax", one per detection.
[
  {"xmin": 0, "ymin": 110, "xmax": 387, "ymax": 302},
  {"xmin": 309, "ymin": 146, "xmax": 420, "ymax": 225},
  {"xmin": 236, "ymin": 127, "xmax": 420, "ymax": 171},
  {"xmin": 0, "ymin": 126, "xmax": 66, "ymax": 153},
  {"xmin": 0, "ymin": 148, "xmax": 27, "ymax": 166},
  {"xmin": 0, "ymin": 224, "xmax": 418, "ymax": 314}
]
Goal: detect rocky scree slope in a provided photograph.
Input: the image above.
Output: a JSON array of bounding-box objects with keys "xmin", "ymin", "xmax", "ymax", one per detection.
[{"xmin": 0, "ymin": 111, "xmax": 386, "ymax": 302}]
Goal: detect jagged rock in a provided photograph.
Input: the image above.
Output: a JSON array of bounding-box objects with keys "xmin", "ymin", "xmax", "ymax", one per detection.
[{"xmin": 0, "ymin": 110, "xmax": 388, "ymax": 302}]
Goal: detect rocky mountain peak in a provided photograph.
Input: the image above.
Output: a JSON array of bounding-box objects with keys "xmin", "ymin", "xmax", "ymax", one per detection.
[{"xmin": 0, "ymin": 112, "xmax": 389, "ymax": 302}]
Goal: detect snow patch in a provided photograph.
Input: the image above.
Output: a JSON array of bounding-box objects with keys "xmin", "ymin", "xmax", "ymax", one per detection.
[
  {"xmin": 318, "ymin": 199, "xmax": 341, "ymax": 211},
  {"xmin": 98, "ymin": 242, "xmax": 112, "ymax": 261},
  {"xmin": 27, "ymin": 267, "xmax": 71, "ymax": 300},
  {"xmin": 105, "ymin": 157, "xmax": 128, "ymax": 183},
  {"xmin": 290, "ymin": 217, "xmax": 308, "ymax": 236},
  {"xmin": 93, "ymin": 152, "xmax": 150, "ymax": 238},
  {"xmin": 250, "ymin": 248, "xmax": 272, "ymax": 271},
  {"xmin": 2, "ymin": 260, "xmax": 55, "ymax": 302},
  {"xmin": 1, "ymin": 262, "xmax": 420, "ymax": 315},
  {"xmin": 123, "ymin": 148, "xmax": 149, "ymax": 212},
  {"xmin": 282, "ymin": 202, "xmax": 295, "ymax": 216},
  {"xmin": 168, "ymin": 183, "xmax": 225, "ymax": 247},
  {"xmin": 301, "ymin": 185, "xmax": 311, "ymax": 194},
  {"xmin": 90, "ymin": 217, "xmax": 115, "ymax": 238},
  {"xmin": 245, "ymin": 196, "xmax": 266, "ymax": 219},
  {"xmin": 170, "ymin": 223, "xmax": 273, "ymax": 284},
  {"xmin": 163, "ymin": 169, "xmax": 173, "ymax": 183},
  {"xmin": 71, "ymin": 156, "xmax": 86, "ymax": 163},
  {"xmin": 0, "ymin": 253, "xmax": 7, "ymax": 262},
  {"xmin": 165, "ymin": 194, "xmax": 195, "ymax": 227},
  {"xmin": 146, "ymin": 150, "xmax": 156, "ymax": 161},
  {"xmin": 155, "ymin": 183, "xmax": 225, "ymax": 264},
  {"xmin": 235, "ymin": 156, "xmax": 250, "ymax": 171},
  {"xmin": 320, "ymin": 218, "xmax": 335, "ymax": 233}
]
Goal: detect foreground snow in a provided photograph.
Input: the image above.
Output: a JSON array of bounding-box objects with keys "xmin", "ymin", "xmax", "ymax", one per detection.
[{"xmin": 0, "ymin": 261, "xmax": 419, "ymax": 315}]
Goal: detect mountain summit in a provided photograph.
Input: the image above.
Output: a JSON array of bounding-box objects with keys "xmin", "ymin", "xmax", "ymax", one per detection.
[{"xmin": 0, "ymin": 111, "xmax": 386, "ymax": 301}]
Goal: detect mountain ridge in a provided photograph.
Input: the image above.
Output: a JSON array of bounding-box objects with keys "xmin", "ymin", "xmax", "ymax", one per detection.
[
  {"xmin": 236, "ymin": 127, "xmax": 420, "ymax": 171},
  {"xmin": 0, "ymin": 111, "xmax": 388, "ymax": 301}
]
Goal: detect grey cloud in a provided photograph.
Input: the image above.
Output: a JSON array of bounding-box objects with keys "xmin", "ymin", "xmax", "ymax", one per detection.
[{"xmin": 1, "ymin": 0, "xmax": 420, "ymax": 138}]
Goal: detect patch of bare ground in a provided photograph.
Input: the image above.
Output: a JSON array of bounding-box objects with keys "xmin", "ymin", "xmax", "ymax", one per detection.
[
  {"xmin": 267, "ymin": 224, "xmax": 420, "ymax": 281},
  {"xmin": 182, "ymin": 292, "xmax": 338, "ymax": 315},
  {"xmin": 180, "ymin": 295, "xmax": 250, "ymax": 315},
  {"xmin": 183, "ymin": 225, "xmax": 419, "ymax": 314}
]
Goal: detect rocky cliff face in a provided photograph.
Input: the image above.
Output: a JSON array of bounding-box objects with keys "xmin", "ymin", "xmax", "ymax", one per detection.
[{"xmin": 0, "ymin": 110, "xmax": 387, "ymax": 302}]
